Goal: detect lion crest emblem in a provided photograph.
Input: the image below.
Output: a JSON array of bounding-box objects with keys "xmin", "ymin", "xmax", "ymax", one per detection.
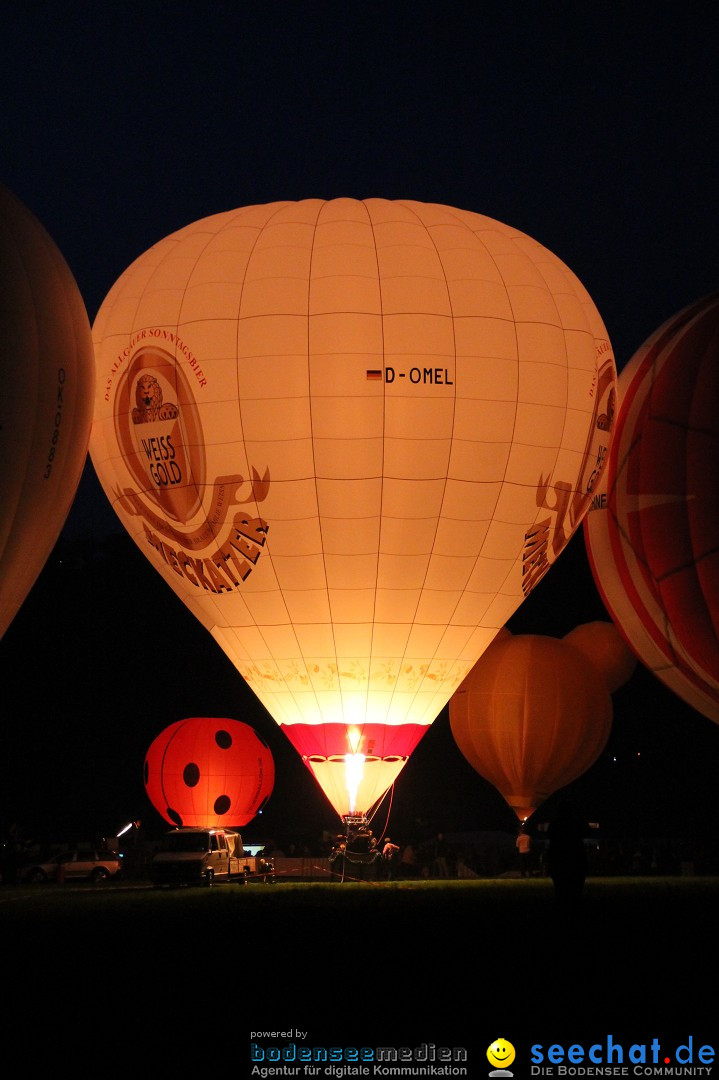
[{"xmin": 132, "ymin": 374, "xmax": 179, "ymax": 424}]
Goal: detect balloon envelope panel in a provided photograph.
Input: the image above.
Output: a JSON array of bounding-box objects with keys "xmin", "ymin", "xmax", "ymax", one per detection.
[
  {"xmin": 91, "ymin": 198, "xmax": 615, "ymax": 819},
  {"xmin": 143, "ymin": 716, "xmax": 274, "ymax": 828},
  {"xmin": 0, "ymin": 187, "xmax": 95, "ymax": 638},
  {"xmin": 584, "ymin": 292, "xmax": 719, "ymax": 723}
]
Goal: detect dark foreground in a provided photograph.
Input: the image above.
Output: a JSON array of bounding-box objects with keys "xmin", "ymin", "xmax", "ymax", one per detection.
[{"xmin": 3, "ymin": 876, "xmax": 715, "ymax": 1062}]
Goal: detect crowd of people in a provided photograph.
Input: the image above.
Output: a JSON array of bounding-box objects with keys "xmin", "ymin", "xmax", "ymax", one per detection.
[
  {"xmin": 3, "ymin": 807, "xmax": 715, "ymax": 885},
  {"xmin": 264, "ymin": 825, "xmax": 536, "ymax": 880},
  {"xmin": 258, "ymin": 812, "xmax": 717, "ymax": 881}
]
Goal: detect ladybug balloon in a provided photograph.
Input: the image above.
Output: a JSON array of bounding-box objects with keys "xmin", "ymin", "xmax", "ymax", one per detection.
[{"xmin": 144, "ymin": 716, "xmax": 274, "ymax": 827}]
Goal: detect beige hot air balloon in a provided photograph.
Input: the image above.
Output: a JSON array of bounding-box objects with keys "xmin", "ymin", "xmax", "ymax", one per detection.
[
  {"xmin": 89, "ymin": 198, "xmax": 615, "ymax": 823},
  {"xmin": 0, "ymin": 187, "xmax": 95, "ymax": 639}
]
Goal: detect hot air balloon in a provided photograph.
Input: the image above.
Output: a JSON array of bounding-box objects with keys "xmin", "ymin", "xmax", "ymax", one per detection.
[
  {"xmin": 449, "ymin": 628, "xmax": 626, "ymax": 821},
  {"xmin": 144, "ymin": 716, "xmax": 274, "ymax": 828},
  {"xmin": 89, "ymin": 198, "xmax": 615, "ymax": 825},
  {"xmin": 563, "ymin": 620, "xmax": 637, "ymax": 693},
  {"xmin": 584, "ymin": 292, "xmax": 719, "ymax": 724},
  {"xmin": 0, "ymin": 187, "xmax": 95, "ymax": 638}
]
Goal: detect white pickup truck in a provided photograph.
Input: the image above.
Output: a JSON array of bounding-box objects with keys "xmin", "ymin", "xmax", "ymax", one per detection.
[{"xmin": 150, "ymin": 827, "xmax": 275, "ymax": 886}]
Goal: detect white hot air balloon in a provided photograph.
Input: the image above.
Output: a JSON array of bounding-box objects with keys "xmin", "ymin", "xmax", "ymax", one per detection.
[{"xmin": 90, "ymin": 199, "xmax": 615, "ymax": 823}]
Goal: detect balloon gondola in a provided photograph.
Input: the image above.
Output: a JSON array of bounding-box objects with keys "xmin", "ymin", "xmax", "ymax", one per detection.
[
  {"xmin": 89, "ymin": 198, "xmax": 616, "ymax": 824},
  {"xmin": 329, "ymin": 823, "xmax": 380, "ymax": 868}
]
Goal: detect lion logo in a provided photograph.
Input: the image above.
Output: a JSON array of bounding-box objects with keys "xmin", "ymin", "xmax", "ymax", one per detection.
[
  {"xmin": 132, "ymin": 373, "xmax": 179, "ymax": 424},
  {"xmin": 597, "ymin": 386, "xmax": 616, "ymax": 433}
]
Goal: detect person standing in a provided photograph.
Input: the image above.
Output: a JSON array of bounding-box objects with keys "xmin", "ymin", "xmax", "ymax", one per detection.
[
  {"xmin": 516, "ymin": 824, "xmax": 532, "ymax": 877},
  {"xmin": 546, "ymin": 801, "xmax": 591, "ymax": 915},
  {"xmin": 381, "ymin": 837, "xmax": 400, "ymax": 880},
  {"xmin": 431, "ymin": 833, "xmax": 450, "ymax": 878},
  {"xmin": 398, "ymin": 843, "xmax": 416, "ymax": 879}
]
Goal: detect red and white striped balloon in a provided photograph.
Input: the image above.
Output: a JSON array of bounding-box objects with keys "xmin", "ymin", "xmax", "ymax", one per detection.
[{"xmin": 585, "ymin": 292, "xmax": 719, "ymax": 723}]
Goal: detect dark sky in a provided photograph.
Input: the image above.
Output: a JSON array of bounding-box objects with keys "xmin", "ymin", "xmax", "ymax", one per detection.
[{"xmin": 1, "ymin": 2, "xmax": 718, "ymax": 849}]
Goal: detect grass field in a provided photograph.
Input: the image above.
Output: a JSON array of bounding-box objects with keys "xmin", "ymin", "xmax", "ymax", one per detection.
[{"xmin": 3, "ymin": 876, "xmax": 715, "ymax": 1055}]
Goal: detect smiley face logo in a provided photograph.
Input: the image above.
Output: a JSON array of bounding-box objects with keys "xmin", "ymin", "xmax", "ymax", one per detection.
[{"xmin": 487, "ymin": 1039, "xmax": 516, "ymax": 1071}]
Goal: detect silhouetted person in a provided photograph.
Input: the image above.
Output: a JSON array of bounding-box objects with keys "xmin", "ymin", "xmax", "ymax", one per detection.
[
  {"xmin": 381, "ymin": 837, "xmax": 400, "ymax": 880},
  {"xmin": 399, "ymin": 843, "xmax": 417, "ymax": 879},
  {"xmin": 516, "ymin": 824, "xmax": 532, "ymax": 877},
  {"xmin": 351, "ymin": 826, "xmax": 375, "ymax": 854},
  {"xmin": 431, "ymin": 833, "xmax": 450, "ymax": 877},
  {"xmin": 546, "ymin": 801, "xmax": 590, "ymax": 915}
]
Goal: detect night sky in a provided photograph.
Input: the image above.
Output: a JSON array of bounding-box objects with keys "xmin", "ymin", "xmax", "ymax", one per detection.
[{"xmin": 1, "ymin": 2, "xmax": 718, "ymax": 851}]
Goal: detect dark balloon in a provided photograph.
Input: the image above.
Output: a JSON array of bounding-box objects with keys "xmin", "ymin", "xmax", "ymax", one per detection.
[
  {"xmin": 563, "ymin": 620, "xmax": 637, "ymax": 693},
  {"xmin": 0, "ymin": 187, "xmax": 95, "ymax": 638},
  {"xmin": 449, "ymin": 631, "xmax": 613, "ymax": 821}
]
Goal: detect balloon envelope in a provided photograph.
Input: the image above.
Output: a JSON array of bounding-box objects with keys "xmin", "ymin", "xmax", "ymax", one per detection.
[
  {"xmin": 90, "ymin": 198, "xmax": 615, "ymax": 820},
  {"xmin": 563, "ymin": 620, "xmax": 637, "ymax": 694},
  {"xmin": 449, "ymin": 633, "xmax": 613, "ymax": 821},
  {"xmin": 584, "ymin": 292, "xmax": 719, "ymax": 723},
  {"xmin": 144, "ymin": 716, "xmax": 274, "ymax": 828},
  {"xmin": 0, "ymin": 187, "xmax": 95, "ymax": 638}
]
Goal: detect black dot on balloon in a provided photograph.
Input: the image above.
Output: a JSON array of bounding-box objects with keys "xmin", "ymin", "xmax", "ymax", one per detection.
[
  {"xmin": 143, "ymin": 761, "xmax": 149, "ymax": 784},
  {"xmin": 183, "ymin": 762, "xmax": 200, "ymax": 787},
  {"xmin": 215, "ymin": 730, "xmax": 232, "ymax": 750},
  {"xmin": 168, "ymin": 807, "xmax": 183, "ymax": 827},
  {"xmin": 214, "ymin": 795, "xmax": 231, "ymax": 815}
]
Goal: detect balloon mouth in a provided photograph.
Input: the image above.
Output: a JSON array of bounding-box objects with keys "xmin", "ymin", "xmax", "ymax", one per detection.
[
  {"xmin": 284, "ymin": 727, "xmax": 427, "ymax": 818},
  {"xmin": 506, "ymin": 799, "xmax": 539, "ymax": 822},
  {"xmin": 302, "ymin": 752, "xmax": 411, "ymax": 816},
  {"xmin": 305, "ymin": 754, "xmax": 407, "ymax": 764}
]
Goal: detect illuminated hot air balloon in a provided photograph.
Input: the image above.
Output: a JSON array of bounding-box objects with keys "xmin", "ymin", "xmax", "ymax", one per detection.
[
  {"xmin": 90, "ymin": 198, "xmax": 615, "ymax": 823},
  {"xmin": 584, "ymin": 292, "xmax": 719, "ymax": 724},
  {"xmin": 449, "ymin": 629, "xmax": 621, "ymax": 822},
  {"xmin": 144, "ymin": 716, "xmax": 274, "ymax": 828},
  {"xmin": 0, "ymin": 187, "xmax": 95, "ymax": 638}
]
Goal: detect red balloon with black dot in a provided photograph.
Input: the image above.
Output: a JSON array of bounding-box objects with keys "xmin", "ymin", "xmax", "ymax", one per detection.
[{"xmin": 143, "ymin": 717, "xmax": 274, "ymax": 827}]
